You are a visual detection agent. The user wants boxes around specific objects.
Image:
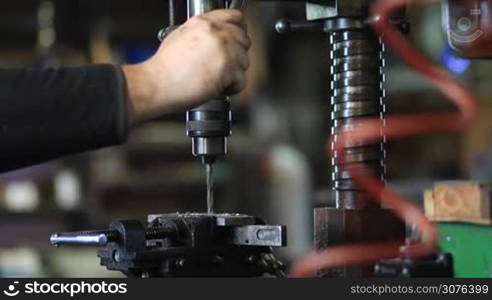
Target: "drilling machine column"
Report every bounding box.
[303,1,405,277]
[330,25,385,210]
[277,2,387,209]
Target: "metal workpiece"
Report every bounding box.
[147,213,257,226]
[330,29,386,210]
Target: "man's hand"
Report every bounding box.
[123,10,251,125]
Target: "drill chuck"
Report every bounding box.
[187,98,232,163]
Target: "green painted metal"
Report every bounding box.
[438,223,492,278]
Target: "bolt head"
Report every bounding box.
[113,250,122,263]
[401,267,411,277]
[176,259,186,268]
[247,255,256,264]
[275,19,291,35]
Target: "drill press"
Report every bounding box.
[48,0,288,278]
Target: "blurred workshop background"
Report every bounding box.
[1,0,492,277]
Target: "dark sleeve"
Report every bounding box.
[0,64,128,172]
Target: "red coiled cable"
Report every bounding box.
[290,0,479,278]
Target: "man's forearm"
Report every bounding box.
[0,64,128,172]
[123,64,162,126]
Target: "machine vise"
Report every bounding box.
[50,213,286,278]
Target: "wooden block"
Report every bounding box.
[424,181,492,225]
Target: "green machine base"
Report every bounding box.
[438,223,492,278]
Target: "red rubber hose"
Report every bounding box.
[290,0,479,278]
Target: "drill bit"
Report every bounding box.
[205,162,214,214]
